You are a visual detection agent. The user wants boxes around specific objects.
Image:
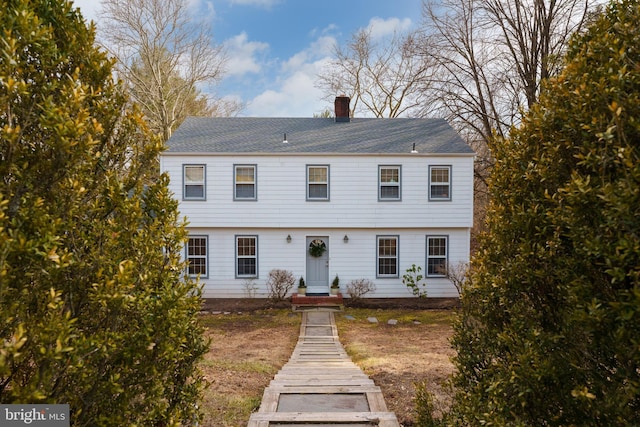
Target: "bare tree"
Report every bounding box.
[417,0,592,248]
[441,261,470,295]
[317,28,436,118]
[99,0,238,141]
[420,0,592,144]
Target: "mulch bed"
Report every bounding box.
[201,297,460,312]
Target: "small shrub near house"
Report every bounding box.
[442,261,469,295]
[346,279,376,303]
[266,269,296,301]
[403,264,427,297]
[243,278,259,298]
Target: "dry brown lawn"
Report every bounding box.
[336,309,456,425]
[198,299,456,426]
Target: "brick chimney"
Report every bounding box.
[334,95,350,122]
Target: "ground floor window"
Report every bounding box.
[236,235,258,278]
[186,236,208,278]
[377,236,399,278]
[426,236,448,276]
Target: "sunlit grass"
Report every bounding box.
[200,392,262,427]
[337,308,455,374]
[198,308,300,329]
[201,359,276,375]
[336,308,455,327]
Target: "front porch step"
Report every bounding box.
[292,293,344,311]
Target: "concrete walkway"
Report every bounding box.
[247,310,400,426]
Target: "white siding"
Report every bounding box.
[186,228,467,299]
[161,154,473,229]
[160,153,473,298]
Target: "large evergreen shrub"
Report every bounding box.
[447,1,640,425]
[0,0,207,424]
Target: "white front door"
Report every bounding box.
[306,236,329,294]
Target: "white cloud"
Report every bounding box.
[322,24,338,35]
[246,55,332,117]
[223,32,270,77]
[240,15,416,118]
[227,31,336,117]
[309,23,339,39]
[366,17,413,39]
[185,0,204,10]
[242,34,337,117]
[229,0,281,7]
[282,35,335,72]
[75,0,213,31]
[187,0,217,22]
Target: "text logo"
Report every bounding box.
[1,405,69,426]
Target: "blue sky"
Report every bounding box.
[74,0,423,117]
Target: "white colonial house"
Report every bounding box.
[160,97,474,298]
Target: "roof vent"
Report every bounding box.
[283,133,288,144]
[411,143,418,154]
[334,96,350,123]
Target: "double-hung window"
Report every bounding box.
[183,164,206,200]
[307,165,329,200]
[236,235,258,278]
[234,165,257,200]
[429,165,451,201]
[379,165,401,200]
[377,236,399,278]
[186,236,208,278]
[426,236,448,276]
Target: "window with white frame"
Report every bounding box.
[183,164,205,200]
[429,165,451,201]
[236,235,257,278]
[377,236,399,278]
[426,236,448,276]
[379,166,401,200]
[307,165,329,200]
[186,236,208,277]
[234,164,257,200]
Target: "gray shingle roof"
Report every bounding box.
[165,117,474,155]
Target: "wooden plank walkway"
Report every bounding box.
[247,310,400,426]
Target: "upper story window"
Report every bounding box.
[426,235,448,277]
[236,235,258,278]
[183,164,205,200]
[429,165,451,201]
[379,165,401,201]
[307,165,329,200]
[377,235,399,278]
[186,235,208,278]
[234,164,257,200]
